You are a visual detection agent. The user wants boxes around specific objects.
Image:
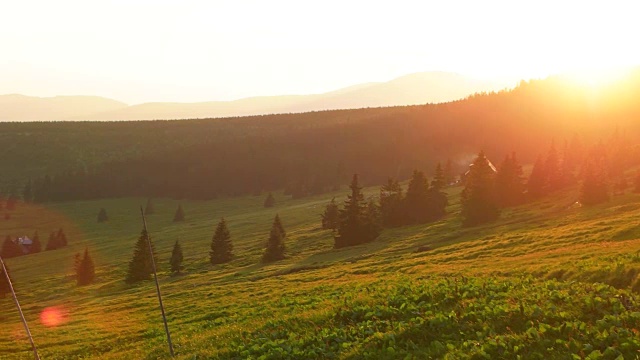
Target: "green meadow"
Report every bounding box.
[1,181,640,359]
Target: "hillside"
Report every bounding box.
[0,95,127,122]
[0,72,507,122]
[1,173,639,358]
[2,70,640,201]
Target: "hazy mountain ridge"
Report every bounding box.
[0,72,509,121]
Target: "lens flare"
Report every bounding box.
[39,306,68,327]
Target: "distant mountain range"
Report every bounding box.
[0,72,512,121]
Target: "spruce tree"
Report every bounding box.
[210,218,233,264]
[545,142,563,192]
[97,208,109,223]
[31,231,41,253]
[57,228,68,247]
[263,192,276,208]
[495,152,525,207]
[404,170,430,224]
[262,215,286,262]
[444,159,455,185]
[527,156,547,199]
[273,214,286,239]
[0,263,11,298]
[23,179,33,203]
[145,198,155,215]
[170,240,184,274]
[1,235,22,258]
[46,231,57,251]
[173,204,185,222]
[580,158,609,206]
[76,247,95,286]
[460,151,500,226]
[427,163,449,220]
[379,178,404,227]
[334,174,380,248]
[74,252,82,274]
[125,228,158,283]
[321,198,340,230]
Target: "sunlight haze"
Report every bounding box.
[2,0,639,104]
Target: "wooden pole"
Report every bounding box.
[140,207,175,357]
[0,255,40,360]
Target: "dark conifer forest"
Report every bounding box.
[1,73,640,201]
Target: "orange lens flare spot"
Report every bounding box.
[39,306,68,327]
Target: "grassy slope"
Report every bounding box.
[1,179,640,359]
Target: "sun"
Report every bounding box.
[564,66,631,89]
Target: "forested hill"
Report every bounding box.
[2,70,640,200]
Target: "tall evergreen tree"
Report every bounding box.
[273,214,286,239]
[76,247,95,286]
[444,159,455,185]
[427,163,448,220]
[263,192,276,208]
[321,197,340,230]
[210,218,233,264]
[544,142,563,192]
[97,208,109,223]
[263,215,286,262]
[173,204,185,222]
[22,179,33,203]
[527,156,547,199]
[1,235,22,258]
[334,174,380,248]
[0,263,11,298]
[145,198,155,215]
[56,228,68,247]
[46,231,58,251]
[495,152,525,207]
[125,228,158,283]
[31,231,41,253]
[379,178,404,227]
[404,170,430,224]
[460,151,500,226]
[580,157,609,206]
[170,240,184,274]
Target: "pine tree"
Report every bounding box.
[1,235,22,258]
[0,263,11,298]
[46,231,57,251]
[56,228,68,247]
[210,218,233,264]
[334,174,380,248]
[22,179,33,203]
[427,163,449,220]
[495,152,525,207]
[97,208,109,223]
[444,159,455,185]
[580,158,609,206]
[321,197,340,230]
[74,252,82,274]
[76,247,95,286]
[545,142,563,192]
[364,199,383,239]
[273,214,286,239]
[173,204,185,222]
[170,240,184,273]
[145,198,155,215]
[31,231,41,253]
[263,192,276,208]
[262,215,286,262]
[527,156,547,199]
[461,151,500,226]
[379,178,404,227]
[125,228,158,283]
[404,170,430,224]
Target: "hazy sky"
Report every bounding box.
[2,0,639,104]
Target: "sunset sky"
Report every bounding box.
[2,0,639,104]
